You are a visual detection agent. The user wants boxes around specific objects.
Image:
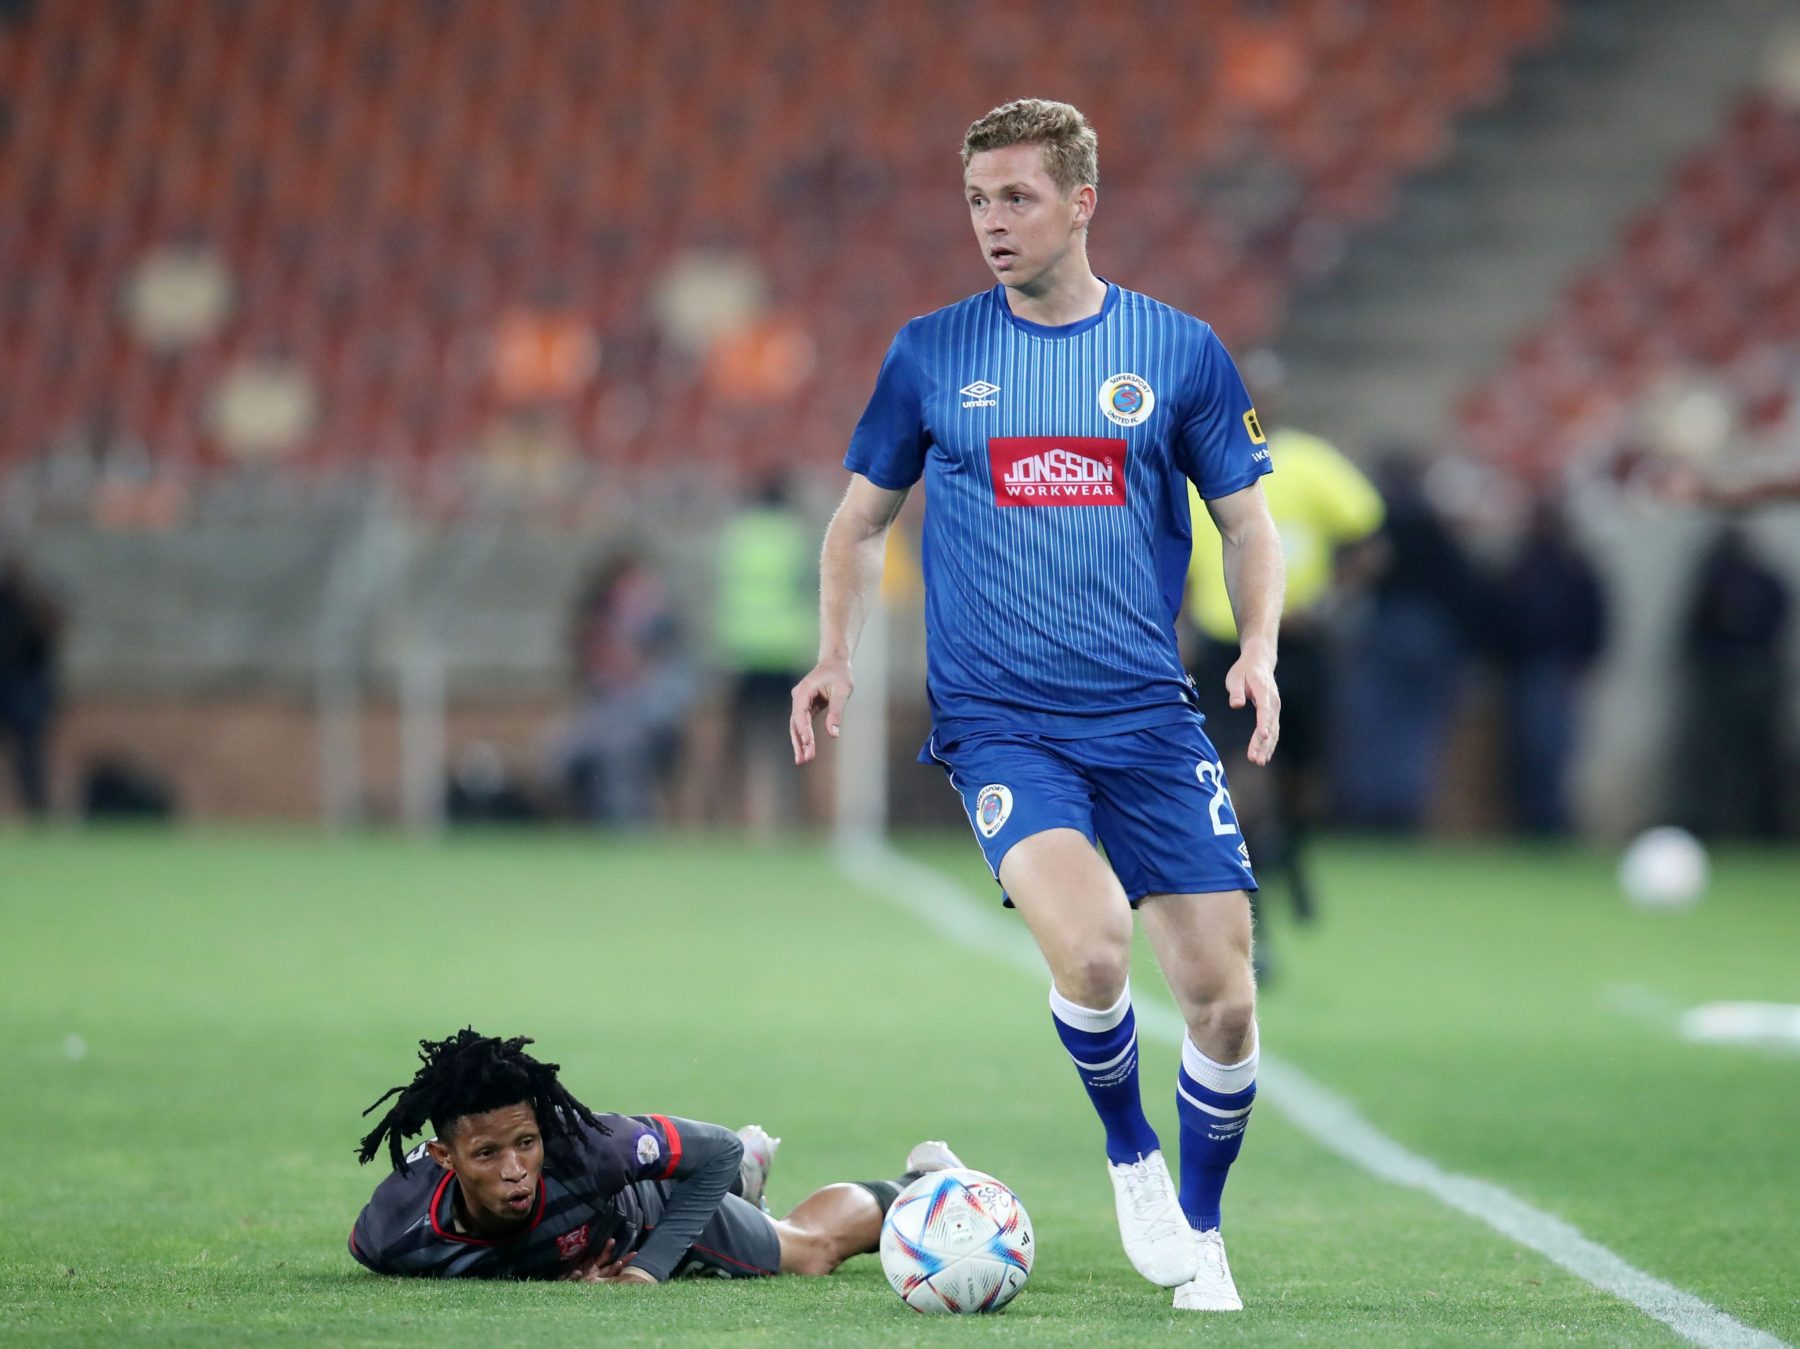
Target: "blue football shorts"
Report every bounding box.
[921,713,1258,905]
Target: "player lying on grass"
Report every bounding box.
[350,1028,958,1282]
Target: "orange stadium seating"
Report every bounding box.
[0,0,1558,494]
[1459,93,1800,480]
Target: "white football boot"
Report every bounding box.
[1173,1227,1243,1311]
[1107,1151,1199,1286]
[904,1139,965,1175]
[735,1125,780,1212]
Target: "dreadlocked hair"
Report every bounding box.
[356,1028,606,1173]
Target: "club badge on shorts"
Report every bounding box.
[1098,373,1155,427]
[976,784,1014,838]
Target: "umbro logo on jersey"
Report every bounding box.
[960,380,1000,409]
[989,436,1128,507]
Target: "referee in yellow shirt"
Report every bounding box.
[1186,358,1384,951]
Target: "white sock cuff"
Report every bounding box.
[1181,1024,1258,1095]
[1048,980,1132,1033]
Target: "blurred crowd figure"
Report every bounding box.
[0,549,64,818]
[1331,454,1488,832]
[537,482,825,834]
[1330,462,1624,840]
[1489,501,1608,835]
[551,551,696,826]
[712,476,819,835]
[1674,525,1791,837]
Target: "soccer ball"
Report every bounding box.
[879,1168,1033,1314]
[1618,826,1708,909]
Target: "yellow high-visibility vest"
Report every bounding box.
[716,508,817,672]
[1186,427,1384,642]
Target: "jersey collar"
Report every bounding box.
[992,279,1118,339]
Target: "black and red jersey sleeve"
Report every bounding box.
[613,1117,745,1283]
[572,1113,686,1193]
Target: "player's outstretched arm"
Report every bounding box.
[791,474,911,765]
[1207,481,1285,766]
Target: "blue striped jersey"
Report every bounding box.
[844,281,1272,739]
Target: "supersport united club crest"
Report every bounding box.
[976,784,1013,838]
[1098,372,1155,427]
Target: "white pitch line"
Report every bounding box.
[838,838,1787,1349]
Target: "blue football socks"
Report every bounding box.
[1049,982,1161,1165]
[1175,1027,1258,1232]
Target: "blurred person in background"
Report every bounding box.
[1184,350,1384,952]
[1490,499,1608,835]
[0,549,66,819]
[714,474,819,835]
[551,551,696,827]
[1674,525,1791,837]
[1333,453,1484,831]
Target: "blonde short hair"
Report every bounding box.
[961,99,1099,196]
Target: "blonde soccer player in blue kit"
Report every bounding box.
[793,99,1285,1312]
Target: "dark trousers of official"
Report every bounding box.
[0,673,53,817]
[1188,628,1331,930]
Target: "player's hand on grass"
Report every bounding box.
[558,1237,620,1281]
[605,1265,658,1284]
[790,657,853,765]
[1226,642,1281,766]
[560,1238,657,1284]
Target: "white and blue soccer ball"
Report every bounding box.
[879,1168,1033,1314]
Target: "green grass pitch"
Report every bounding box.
[2,829,1795,1345]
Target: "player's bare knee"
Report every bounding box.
[776,1222,832,1277]
[1058,946,1130,1009]
[790,1248,837,1277]
[792,1231,845,1277]
[1186,991,1256,1055]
